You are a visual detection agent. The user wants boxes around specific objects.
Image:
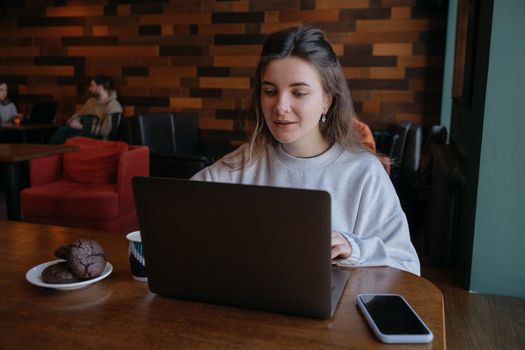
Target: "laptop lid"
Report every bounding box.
[133,177,348,319]
[29,102,58,123]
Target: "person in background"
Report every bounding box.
[0,81,18,124]
[352,116,376,152]
[191,25,420,275]
[49,75,122,144]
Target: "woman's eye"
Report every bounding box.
[262,89,276,96]
[293,91,308,97]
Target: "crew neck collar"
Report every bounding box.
[274,142,343,170]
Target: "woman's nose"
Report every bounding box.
[274,94,291,115]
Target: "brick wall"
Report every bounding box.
[0,0,446,144]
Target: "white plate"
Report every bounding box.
[25,259,113,290]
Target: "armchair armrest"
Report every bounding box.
[117,146,150,214]
[29,155,63,187]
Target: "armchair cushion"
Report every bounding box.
[21,180,119,221]
[63,136,128,184]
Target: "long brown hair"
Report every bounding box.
[226,25,365,167]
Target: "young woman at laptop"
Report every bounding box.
[191,25,420,275]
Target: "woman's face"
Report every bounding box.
[0,83,8,101]
[260,57,332,157]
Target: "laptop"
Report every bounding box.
[132,177,349,319]
[24,102,58,124]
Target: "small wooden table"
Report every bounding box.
[0,144,79,220]
[0,123,59,143]
[0,221,445,349]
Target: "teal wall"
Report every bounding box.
[439,0,457,131]
[469,0,525,297]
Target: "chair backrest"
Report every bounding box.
[389,121,412,164]
[80,114,101,137]
[133,112,199,155]
[401,124,423,177]
[108,112,122,141]
[133,113,176,154]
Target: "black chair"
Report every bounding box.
[373,121,412,186]
[80,113,122,140]
[132,112,210,179]
[80,114,101,137]
[107,112,122,141]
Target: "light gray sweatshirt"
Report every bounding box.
[191,142,421,275]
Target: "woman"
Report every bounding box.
[192,25,420,275]
[0,81,18,124]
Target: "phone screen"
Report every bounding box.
[358,295,430,335]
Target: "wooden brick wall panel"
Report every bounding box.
[139,14,211,26]
[209,45,262,55]
[260,22,303,34]
[127,77,180,88]
[149,67,197,77]
[344,31,421,43]
[356,19,442,32]
[279,10,339,22]
[201,1,250,12]
[0,66,74,76]
[198,118,234,131]
[67,46,159,57]
[117,5,131,16]
[214,56,259,67]
[373,43,413,56]
[316,0,369,9]
[170,97,203,109]
[198,24,246,34]
[391,7,412,19]
[0,47,40,57]
[397,55,442,67]
[21,85,77,96]
[0,1,446,142]
[0,26,84,37]
[249,0,302,11]
[370,67,405,79]
[46,6,104,17]
[199,77,250,89]
[92,25,109,36]
[202,98,236,109]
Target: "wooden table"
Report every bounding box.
[0,144,79,220]
[0,123,59,143]
[0,221,445,349]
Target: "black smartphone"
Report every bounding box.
[357,294,433,343]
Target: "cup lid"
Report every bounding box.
[126,230,141,242]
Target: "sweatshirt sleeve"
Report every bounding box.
[69,99,92,122]
[336,161,420,275]
[191,166,213,181]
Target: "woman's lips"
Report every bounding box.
[273,120,296,127]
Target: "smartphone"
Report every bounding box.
[356,294,433,343]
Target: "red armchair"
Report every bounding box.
[20,137,149,234]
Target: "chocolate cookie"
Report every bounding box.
[66,239,106,280]
[54,245,70,260]
[41,262,79,284]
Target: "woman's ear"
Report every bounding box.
[323,93,333,113]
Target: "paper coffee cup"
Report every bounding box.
[126,231,147,281]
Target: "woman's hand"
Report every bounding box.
[331,231,351,264]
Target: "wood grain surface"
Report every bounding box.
[0,143,79,162]
[0,220,445,350]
